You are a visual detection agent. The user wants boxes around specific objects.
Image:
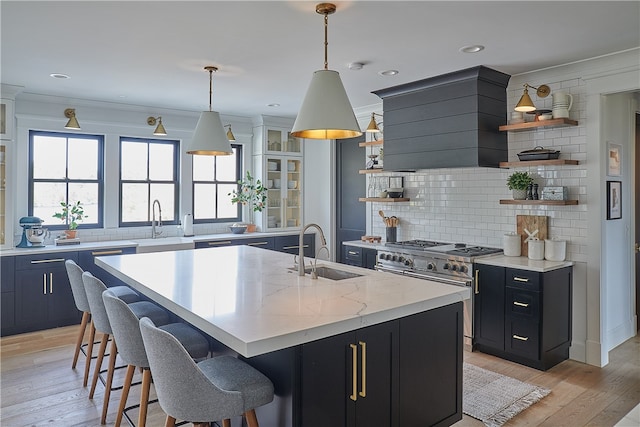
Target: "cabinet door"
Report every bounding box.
[474,264,505,350]
[362,248,378,270]
[353,321,397,426]
[48,266,80,326]
[264,156,302,231]
[275,234,314,258]
[343,245,363,266]
[266,128,302,155]
[15,269,51,328]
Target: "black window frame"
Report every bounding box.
[118,136,180,227]
[28,130,105,230]
[192,143,242,224]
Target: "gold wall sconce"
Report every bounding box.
[366,112,383,133]
[224,124,236,141]
[64,108,81,129]
[147,116,167,136]
[515,83,550,112]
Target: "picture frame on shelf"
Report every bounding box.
[606,181,621,220]
[607,142,621,176]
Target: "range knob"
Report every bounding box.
[398,256,405,263]
[443,263,451,270]
[459,265,469,274]
[450,264,458,272]
[427,262,436,270]
[391,255,398,262]
[379,253,385,260]
[404,258,412,266]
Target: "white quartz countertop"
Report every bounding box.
[0,231,312,257]
[342,240,387,250]
[475,254,573,272]
[96,246,470,358]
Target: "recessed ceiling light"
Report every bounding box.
[459,45,485,53]
[378,70,399,76]
[267,103,280,107]
[50,73,70,79]
[348,62,364,70]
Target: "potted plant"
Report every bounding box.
[52,200,87,238]
[506,171,533,200]
[229,171,267,232]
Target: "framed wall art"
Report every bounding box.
[607,142,622,176]
[606,180,621,220]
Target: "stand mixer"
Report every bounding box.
[17,216,48,248]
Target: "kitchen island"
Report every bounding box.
[96,245,469,427]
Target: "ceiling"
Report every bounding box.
[2,1,639,119]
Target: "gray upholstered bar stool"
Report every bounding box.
[139,317,275,427]
[65,260,140,387]
[83,271,170,425]
[102,289,210,427]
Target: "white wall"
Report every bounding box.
[303,138,334,259]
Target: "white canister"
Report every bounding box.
[545,238,567,261]
[503,233,521,257]
[528,239,545,260]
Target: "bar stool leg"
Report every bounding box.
[164,415,176,427]
[115,365,135,427]
[101,339,118,424]
[138,368,152,427]
[222,419,231,427]
[89,332,109,398]
[83,322,96,387]
[245,409,259,427]
[72,311,90,369]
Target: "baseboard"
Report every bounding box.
[569,340,586,363]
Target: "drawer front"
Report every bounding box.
[195,240,234,249]
[505,318,539,359]
[506,268,540,291]
[196,237,274,250]
[16,252,78,271]
[344,246,363,265]
[506,288,540,319]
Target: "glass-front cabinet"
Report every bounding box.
[0,145,6,247]
[252,117,303,232]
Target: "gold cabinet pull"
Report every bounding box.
[474,269,479,294]
[349,344,358,401]
[208,241,232,246]
[359,341,366,398]
[513,334,529,341]
[43,274,47,294]
[91,250,123,256]
[31,258,65,264]
[513,301,529,307]
[247,242,269,246]
[513,277,529,282]
[49,272,53,293]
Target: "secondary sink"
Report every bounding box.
[288,266,363,281]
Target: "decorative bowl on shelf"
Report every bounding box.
[287,180,297,189]
[229,224,248,234]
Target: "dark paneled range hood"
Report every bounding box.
[373,66,511,171]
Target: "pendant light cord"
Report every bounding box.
[208,68,213,112]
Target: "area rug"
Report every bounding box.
[463,363,551,427]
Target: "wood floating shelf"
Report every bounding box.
[359,169,385,174]
[499,199,578,206]
[358,139,383,147]
[359,197,410,203]
[499,118,578,132]
[499,159,580,168]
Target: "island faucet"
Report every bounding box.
[151,199,163,239]
[311,245,331,279]
[299,223,327,276]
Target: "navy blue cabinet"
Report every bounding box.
[195,236,274,250]
[79,246,136,288]
[1,256,15,335]
[342,245,378,270]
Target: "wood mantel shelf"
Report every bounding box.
[359,139,383,147]
[499,199,578,206]
[499,159,580,168]
[359,197,410,202]
[499,118,578,132]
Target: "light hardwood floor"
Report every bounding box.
[1,326,639,426]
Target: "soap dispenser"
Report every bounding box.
[183,214,194,237]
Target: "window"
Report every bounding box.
[120,137,179,226]
[192,144,242,223]
[29,131,103,229]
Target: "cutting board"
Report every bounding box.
[516,215,548,257]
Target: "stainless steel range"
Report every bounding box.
[375,239,502,346]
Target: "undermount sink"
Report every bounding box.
[288,266,363,281]
[133,237,195,253]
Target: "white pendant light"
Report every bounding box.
[291,3,362,140]
[187,66,233,156]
